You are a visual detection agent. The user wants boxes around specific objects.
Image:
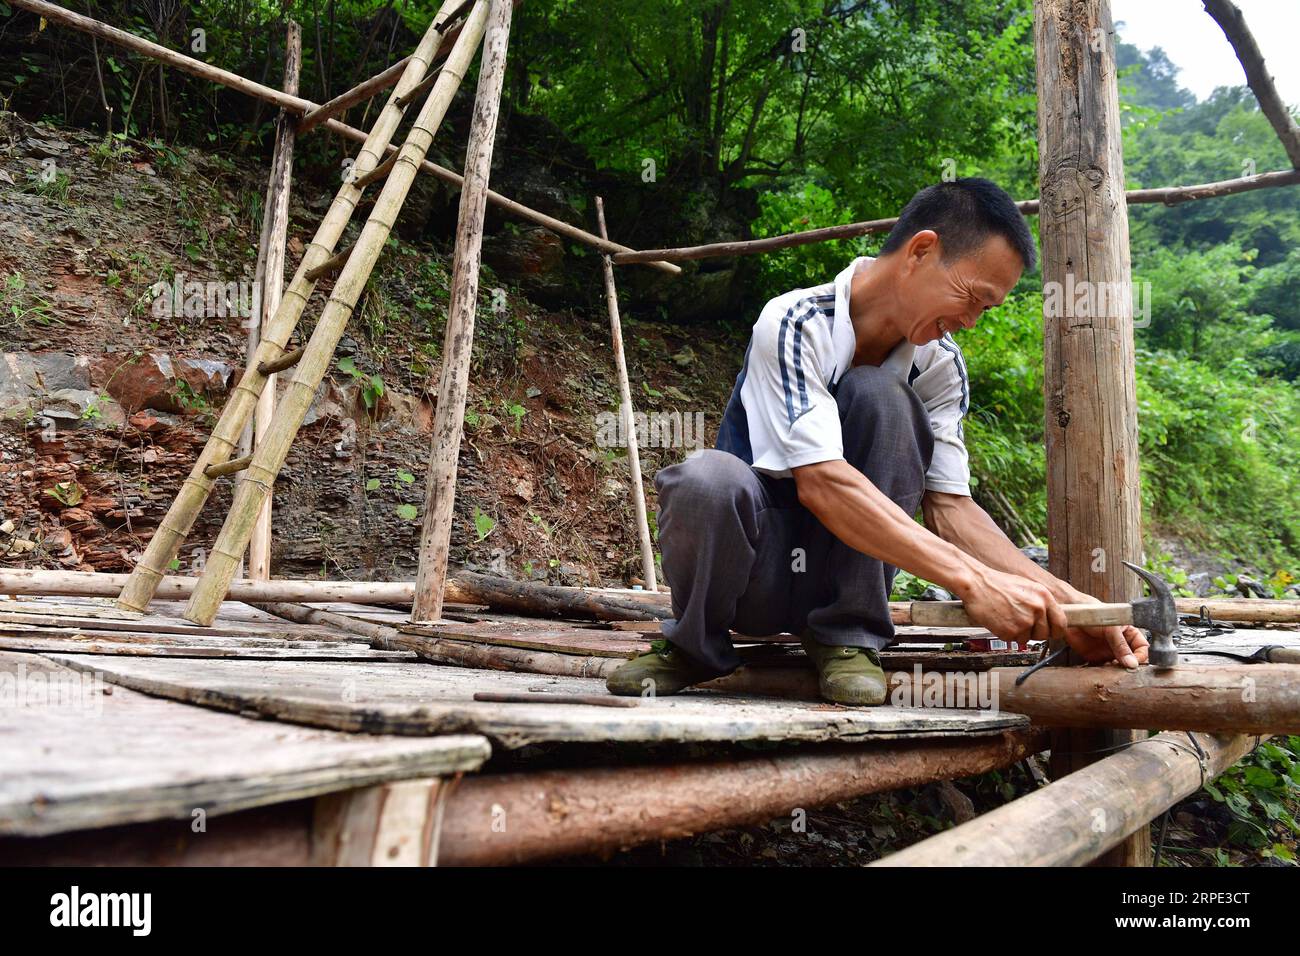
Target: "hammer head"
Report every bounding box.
[1122,560,1179,668]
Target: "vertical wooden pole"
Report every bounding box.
[593,197,658,591]
[241,19,301,582]
[411,0,514,624]
[1034,0,1149,866]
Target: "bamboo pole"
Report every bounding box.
[245,20,302,582]
[872,730,1261,866]
[10,0,680,276]
[3,568,417,604]
[593,197,657,592]
[411,0,514,625]
[185,1,494,627]
[113,4,462,613]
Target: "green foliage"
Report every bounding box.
[1203,737,1300,858]
[472,506,496,541]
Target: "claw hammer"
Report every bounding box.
[906,560,1179,669]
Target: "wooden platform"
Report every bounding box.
[0,653,488,837]
[0,593,1107,847]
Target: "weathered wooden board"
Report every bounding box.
[0,609,351,642]
[0,653,489,836]
[0,629,414,660]
[46,654,1029,749]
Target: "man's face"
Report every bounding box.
[894,230,1024,345]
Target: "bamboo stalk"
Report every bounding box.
[185,1,494,627]
[594,196,657,591]
[248,20,302,583]
[411,0,514,625]
[872,730,1260,866]
[113,4,463,614]
[12,0,681,276]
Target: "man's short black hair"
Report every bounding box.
[879,177,1036,271]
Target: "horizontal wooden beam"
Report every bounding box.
[873,729,1261,866]
[435,729,1048,865]
[993,662,1300,735]
[612,168,1300,265]
[11,0,681,276]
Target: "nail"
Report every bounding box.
[1123,654,1138,669]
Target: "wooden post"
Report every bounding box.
[411,0,514,624]
[594,197,658,591]
[1034,0,1148,866]
[239,20,302,582]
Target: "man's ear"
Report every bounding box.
[903,229,940,271]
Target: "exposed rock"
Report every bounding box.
[88,351,233,414]
[1020,545,1050,569]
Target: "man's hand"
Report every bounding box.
[955,567,1069,646]
[1056,586,1149,668]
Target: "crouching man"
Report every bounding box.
[608,178,1149,704]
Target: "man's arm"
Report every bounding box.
[793,460,1070,646]
[921,491,1147,666]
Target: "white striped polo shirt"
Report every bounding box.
[715,255,972,495]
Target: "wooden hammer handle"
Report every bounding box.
[909,601,1133,629]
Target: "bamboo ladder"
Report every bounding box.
[114,0,489,621]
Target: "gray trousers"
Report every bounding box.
[654,364,935,676]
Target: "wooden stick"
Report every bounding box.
[610,167,1300,265]
[257,347,304,375]
[10,1,680,276]
[594,197,657,592]
[873,729,1260,866]
[203,455,253,479]
[113,4,461,613]
[296,55,411,135]
[303,244,352,282]
[471,691,639,708]
[185,2,493,627]
[248,20,302,583]
[1203,0,1300,168]
[411,0,513,625]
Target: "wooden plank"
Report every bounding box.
[46,655,1029,749]
[0,610,351,641]
[0,631,413,660]
[0,653,488,836]
[312,777,446,866]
